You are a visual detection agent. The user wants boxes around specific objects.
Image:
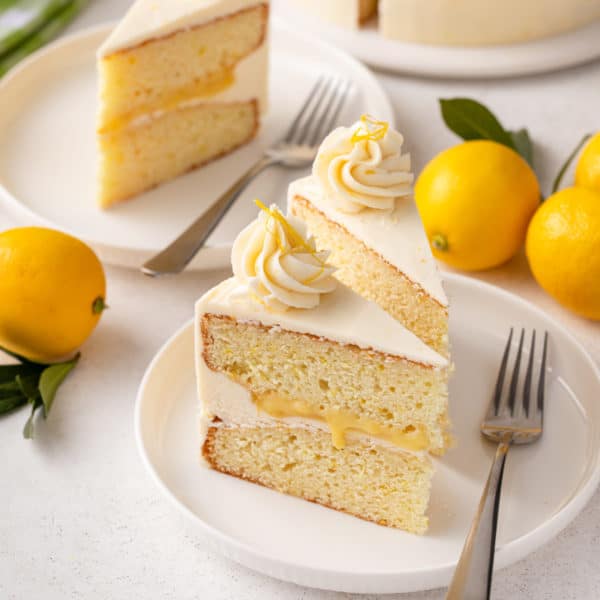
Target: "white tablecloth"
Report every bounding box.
[1,2,599,599]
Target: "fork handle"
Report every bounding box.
[141,154,277,276]
[446,440,511,600]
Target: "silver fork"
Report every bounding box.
[447,328,549,600]
[141,76,352,276]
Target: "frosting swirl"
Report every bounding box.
[232,202,336,311]
[313,115,414,213]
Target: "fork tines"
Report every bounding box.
[283,76,353,148]
[490,328,549,420]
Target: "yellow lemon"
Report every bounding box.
[575,132,600,193]
[0,227,107,362]
[526,187,600,320]
[415,140,540,271]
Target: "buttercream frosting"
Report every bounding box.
[231,202,337,311]
[313,115,413,213]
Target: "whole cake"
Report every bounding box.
[96,0,269,208]
[196,202,450,533]
[289,115,448,355]
[290,0,600,46]
[290,0,376,28]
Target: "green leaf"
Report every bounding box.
[552,133,593,194]
[39,353,80,417]
[509,128,534,167]
[0,0,74,56]
[439,98,515,150]
[0,393,27,415]
[0,362,42,384]
[16,373,40,401]
[0,379,21,397]
[0,0,88,77]
[22,399,42,439]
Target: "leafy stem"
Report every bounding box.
[552,133,592,194]
[439,97,535,168]
[0,348,80,439]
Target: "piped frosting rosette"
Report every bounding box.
[314,115,414,213]
[232,201,337,311]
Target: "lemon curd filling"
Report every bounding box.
[253,391,429,451]
[98,68,236,133]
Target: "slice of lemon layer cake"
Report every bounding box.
[195,202,450,533]
[97,0,269,207]
[289,116,448,355]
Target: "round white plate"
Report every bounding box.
[135,274,600,594]
[273,0,600,79]
[0,21,393,271]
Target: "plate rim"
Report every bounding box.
[0,19,395,270]
[272,0,600,80]
[134,272,600,593]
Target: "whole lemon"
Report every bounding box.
[575,132,600,193]
[526,187,600,320]
[415,140,540,271]
[0,227,107,362]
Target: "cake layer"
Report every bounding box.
[289,180,449,355]
[199,308,449,452]
[98,101,258,207]
[379,0,600,46]
[198,278,447,366]
[98,4,268,132]
[99,0,267,55]
[203,423,433,533]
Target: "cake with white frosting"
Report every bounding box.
[290,0,600,46]
[196,202,450,533]
[290,0,376,28]
[289,116,448,356]
[96,0,269,208]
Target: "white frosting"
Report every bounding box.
[289,175,448,307]
[99,0,266,56]
[231,205,337,311]
[289,0,362,28]
[197,278,447,366]
[313,120,413,213]
[378,0,600,46]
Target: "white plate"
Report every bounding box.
[273,0,600,79]
[135,273,600,594]
[0,21,393,270]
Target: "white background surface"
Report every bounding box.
[2,1,600,599]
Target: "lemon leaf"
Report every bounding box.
[16,373,41,401]
[39,353,80,417]
[552,133,593,194]
[439,98,516,150]
[509,128,534,168]
[22,399,43,439]
[0,393,28,415]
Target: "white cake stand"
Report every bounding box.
[273,0,600,79]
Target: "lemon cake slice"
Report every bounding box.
[289,115,448,355]
[196,202,450,533]
[97,0,269,208]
